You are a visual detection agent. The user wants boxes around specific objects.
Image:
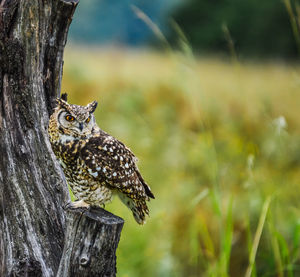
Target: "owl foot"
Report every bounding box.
[64,200,90,212]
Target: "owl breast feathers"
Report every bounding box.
[48,94,154,224]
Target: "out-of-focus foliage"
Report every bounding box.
[69,0,179,45]
[62,48,300,276]
[169,0,299,59]
[69,0,300,59]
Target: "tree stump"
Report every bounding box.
[0,0,124,276]
[57,207,124,277]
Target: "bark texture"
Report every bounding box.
[0,1,124,276]
[57,207,124,277]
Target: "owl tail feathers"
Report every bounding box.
[132,200,149,225]
[118,193,149,225]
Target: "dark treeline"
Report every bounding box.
[69,0,299,59]
[168,0,299,59]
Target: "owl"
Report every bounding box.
[48,93,154,224]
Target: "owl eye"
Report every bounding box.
[86,116,91,124]
[65,115,75,122]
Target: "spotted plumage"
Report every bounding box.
[48,93,154,224]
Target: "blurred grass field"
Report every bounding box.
[62,47,300,277]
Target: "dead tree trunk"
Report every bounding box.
[0,1,124,276]
[57,208,124,277]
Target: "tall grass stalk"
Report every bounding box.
[291,222,300,265]
[170,20,195,63]
[246,215,257,277]
[275,231,294,276]
[268,220,284,277]
[131,5,171,52]
[245,196,272,277]
[220,196,234,276]
[284,0,300,55]
[222,23,238,65]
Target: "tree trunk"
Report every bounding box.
[57,207,124,277]
[0,1,124,276]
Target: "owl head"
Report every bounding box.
[54,93,98,138]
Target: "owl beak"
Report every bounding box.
[79,122,84,132]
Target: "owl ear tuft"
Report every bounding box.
[88,101,98,113]
[56,96,69,110]
[61,93,68,101]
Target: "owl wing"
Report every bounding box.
[79,132,154,201]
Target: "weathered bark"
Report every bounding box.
[57,207,124,277]
[0,1,124,276]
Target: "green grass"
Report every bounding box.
[61,47,300,277]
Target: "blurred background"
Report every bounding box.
[62,0,300,276]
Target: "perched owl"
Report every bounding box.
[48,93,154,224]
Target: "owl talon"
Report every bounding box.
[64,200,90,211]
